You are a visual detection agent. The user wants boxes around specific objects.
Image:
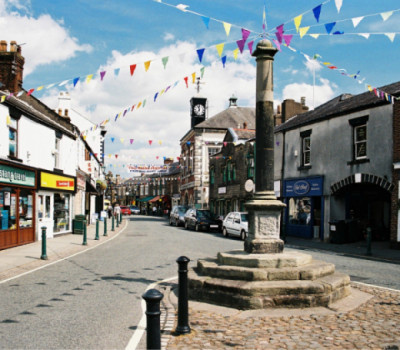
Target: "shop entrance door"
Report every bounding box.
[37,193,53,239]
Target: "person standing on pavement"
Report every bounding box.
[152,206,157,216]
[114,203,121,218]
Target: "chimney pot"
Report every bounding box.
[243,122,247,129]
[301,96,306,106]
[10,41,17,52]
[0,40,7,52]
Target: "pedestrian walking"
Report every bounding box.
[114,203,121,217]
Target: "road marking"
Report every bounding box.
[126,276,177,350]
[0,221,128,285]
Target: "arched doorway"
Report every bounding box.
[331,174,393,241]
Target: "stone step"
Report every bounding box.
[188,270,351,309]
[197,258,335,281]
[217,250,313,268]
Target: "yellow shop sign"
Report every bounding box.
[40,172,75,192]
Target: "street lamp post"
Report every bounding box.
[244,39,286,254]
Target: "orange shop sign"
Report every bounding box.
[40,172,75,192]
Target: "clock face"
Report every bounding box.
[194,104,205,116]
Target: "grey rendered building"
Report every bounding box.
[274,82,400,245]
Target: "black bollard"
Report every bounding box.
[40,226,48,260]
[112,215,115,231]
[82,220,87,245]
[142,289,163,350]
[104,217,108,236]
[175,256,191,335]
[95,219,99,240]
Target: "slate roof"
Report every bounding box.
[1,89,76,138]
[195,106,255,130]
[275,81,400,133]
[234,128,256,140]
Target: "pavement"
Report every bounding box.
[1,219,400,349]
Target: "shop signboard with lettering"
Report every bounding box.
[40,172,75,192]
[0,164,35,187]
[284,176,323,197]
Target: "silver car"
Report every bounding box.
[222,212,248,240]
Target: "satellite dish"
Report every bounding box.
[245,179,254,193]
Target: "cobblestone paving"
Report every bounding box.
[167,283,400,349]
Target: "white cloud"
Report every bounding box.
[282,78,336,109]
[163,32,175,41]
[41,41,256,174]
[0,1,92,76]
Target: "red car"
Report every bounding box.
[120,206,131,215]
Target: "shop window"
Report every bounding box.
[53,193,70,233]
[0,187,17,230]
[19,189,33,228]
[38,195,51,219]
[8,116,18,158]
[208,147,221,157]
[288,197,312,226]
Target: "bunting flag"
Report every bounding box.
[176,4,189,12]
[247,41,254,54]
[385,33,396,42]
[114,68,120,77]
[223,22,231,37]
[73,77,80,87]
[120,138,124,144]
[283,34,293,46]
[335,0,343,13]
[100,71,106,81]
[86,74,93,83]
[272,39,281,51]
[299,27,310,38]
[162,56,169,69]
[184,76,189,88]
[191,72,196,83]
[196,48,205,63]
[158,140,162,145]
[352,16,364,28]
[222,55,227,68]
[325,22,336,34]
[130,64,137,76]
[201,16,210,29]
[294,15,302,33]
[262,3,267,31]
[154,92,159,102]
[380,11,393,21]
[216,43,224,57]
[242,28,251,42]
[144,61,151,72]
[233,48,239,60]
[148,140,153,145]
[313,4,322,22]
[236,39,245,53]
[111,137,115,143]
[130,139,134,144]
[200,67,205,78]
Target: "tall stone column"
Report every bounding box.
[244,39,286,254]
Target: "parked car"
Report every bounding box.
[169,205,191,226]
[222,212,248,240]
[184,209,222,232]
[130,205,140,214]
[120,206,131,215]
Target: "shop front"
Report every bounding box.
[38,171,76,238]
[283,176,324,239]
[0,162,36,250]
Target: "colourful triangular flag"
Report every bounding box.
[381,11,393,21]
[184,76,189,88]
[86,74,93,83]
[352,16,364,28]
[216,43,224,57]
[200,67,205,78]
[385,33,396,42]
[201,16,210,29]
[130,139,134,144]
[233,48,239,60]
[236,39,245,53]
[197,48,205,63]
[223,22,231,36]
[294,15,302,32]
[299,27,310,38]
[221,56,227,68]
[247,41,254,54]
[335,0,342,13]
[144,61,151,72]
[313,5,322,22]
[149,140,153,145]
[191,72,196,83]
[310,34,320,39]
[325,22,336,34]
[283,34,293,46]
[130,64,137,76]
[162,56,169,69]
[242,28,251,42]
[100,71,106,81]
[114,68,120,76]
[73,77,80,87]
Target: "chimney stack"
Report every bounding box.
[0,40,25,93]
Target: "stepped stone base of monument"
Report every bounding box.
[188,250,351,310]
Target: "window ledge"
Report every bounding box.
[7,156,22,163]
[297,165,312,171]
[347,158,370,165]
[53,168,64,174]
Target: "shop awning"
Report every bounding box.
[149,195,161,203]
[137,196,155,202]
[86,180,99,195]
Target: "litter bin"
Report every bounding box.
[329,220,346,244]
[73,214,86,234]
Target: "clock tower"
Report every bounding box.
[190,97,207,128]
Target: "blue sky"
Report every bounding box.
[1,0,399,175]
